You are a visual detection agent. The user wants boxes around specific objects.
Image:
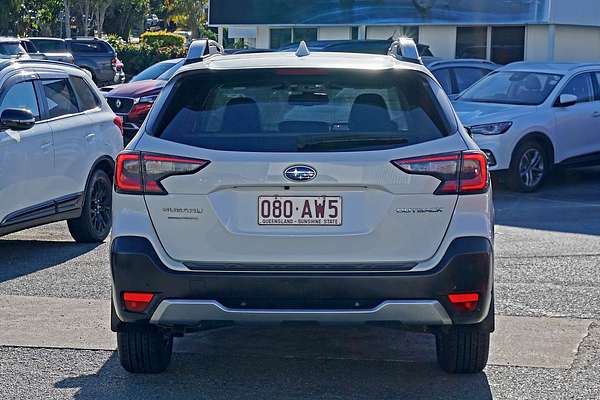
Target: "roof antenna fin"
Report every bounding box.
[295,41,310,57]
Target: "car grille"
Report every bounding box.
[106,97,134,114]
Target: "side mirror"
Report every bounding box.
[0,108,36,131]
[556,94,577,108]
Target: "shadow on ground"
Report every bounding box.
[493,166,600,236]
[56,326,493,400]
[0,240,99,283]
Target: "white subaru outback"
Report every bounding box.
[110,40,494,374]
[0,59,123,241]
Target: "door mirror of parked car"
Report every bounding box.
[0,108,36,131]
[556,94,578,108]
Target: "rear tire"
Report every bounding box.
[507,140,549,192]
[436,326,490,373]
[68,169,112,243]
[117,326,173,373]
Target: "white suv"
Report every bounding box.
[111,41,494,375]
[454,62,600,192]
[0,59,123,241]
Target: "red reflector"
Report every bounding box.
[123,292,154,313]
[448,293,479,312]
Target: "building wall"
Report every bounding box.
[365,26,399,40]
[553,25,600,61]
[318,27,350,40]
[419,26,456,59]
[549,0,600,27]
[256,26,270,49]
[525,25,550,61]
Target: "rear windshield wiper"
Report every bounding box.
[297,135,408,151]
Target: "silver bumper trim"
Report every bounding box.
[150,300,452,326]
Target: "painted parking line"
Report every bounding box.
[0,295,592,369]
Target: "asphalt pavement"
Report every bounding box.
[1,167,599,399]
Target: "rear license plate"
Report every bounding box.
[258,196,342,226]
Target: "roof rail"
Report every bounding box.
[185,39,224,65]
[10,58,84,71]
[387,37,422,65]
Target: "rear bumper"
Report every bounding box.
[110,236,493,330]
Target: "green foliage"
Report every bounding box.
[140,31,185,47]
[198,24,217,41]
[116,42,186,79]
[105,33,126,49]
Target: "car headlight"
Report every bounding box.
[468,122,512,135]
[137,95,158,104]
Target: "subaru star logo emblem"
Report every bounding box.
[284,165,317,182]
[115,99,122,108]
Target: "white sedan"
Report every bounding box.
[453,62,600,191]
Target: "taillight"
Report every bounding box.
[115,152,210,195]
[111,57,117,67]
[391,150,488,195]
[113,116,123,135]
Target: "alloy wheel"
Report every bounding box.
[518,148,545,189]
[89,178,112,235]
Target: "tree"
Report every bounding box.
[94,0,112,35]
[63,0,71,37]
[103,0,149,38]
[76,0,92,36]
[167,0,206,38]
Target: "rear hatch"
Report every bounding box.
[129,67,469,266]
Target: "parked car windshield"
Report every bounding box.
[458,71,563,105]
[30,39,67,53]
[0,43,26,58]
[131,61,179,82]
[156,60,185,81]
[149,69,457,152]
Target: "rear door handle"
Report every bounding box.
[86,133,96,142]
[41,143,52,152]
[593,111,600,118]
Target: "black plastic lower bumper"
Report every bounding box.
[111,236,493,331]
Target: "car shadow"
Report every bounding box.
[493,166,600,236]
[55,326,493,400]
[0,239,100,283]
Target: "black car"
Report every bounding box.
[27,38,75,64]
[423,58,499,97]
[65,37,125,86]
[279,39,433,57]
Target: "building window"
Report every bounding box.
[270,28,292,49]
[456,27,487,59]
[270,28,317,48]
[293,28,318,42]
[491,26,525,64]
[351,26,359,40]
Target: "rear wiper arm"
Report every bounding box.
[298,136,408,150]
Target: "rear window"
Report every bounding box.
[31,39,67,53]
[70,41,111,54]
[150,69,457,152]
